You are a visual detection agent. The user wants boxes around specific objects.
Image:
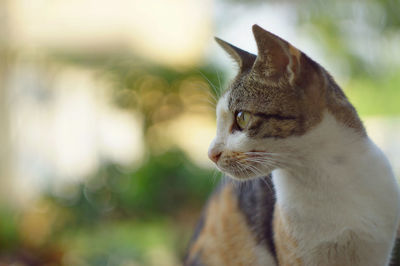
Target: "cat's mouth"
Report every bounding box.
[213,150,285,180]
[225,167,260,180]
[218,154,275,180]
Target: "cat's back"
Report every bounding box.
[184,177,277,266]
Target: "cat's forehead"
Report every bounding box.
[225,73,298,114]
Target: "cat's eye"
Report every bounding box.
[236,111,251,130]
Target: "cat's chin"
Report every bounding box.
[221,168,272,181]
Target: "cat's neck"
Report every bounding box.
[273,110,393,204]
[272,110,398,234]
[274,112,371,190]
[271,111,400,265]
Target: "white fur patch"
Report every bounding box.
[271,112,400,265]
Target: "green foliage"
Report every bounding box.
[346,71,400,116]
[114,149,216,216]
[59,221,180,266]
[48,149,217,227]
[44,149,217,265]
[0,208,19,252]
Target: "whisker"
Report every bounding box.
[197,70,220,100]
[211,168,220,185]
[260,177,274,194]
[231,162,251,183]
[247,159,294,170]
[237,161,264,177]
[244,151,298,159]
[235,161,274,194]
[251,155,299,164]
[193,83,218,106]
[243,153,304,168]
[197,98,217,108]
[243,157,284,168]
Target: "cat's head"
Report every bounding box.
[208,25,364,180]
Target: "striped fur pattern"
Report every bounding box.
[185,25,400,265]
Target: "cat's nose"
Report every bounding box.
[208,149,222,164]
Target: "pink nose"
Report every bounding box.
[208,149,222,164]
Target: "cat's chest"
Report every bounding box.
[271,168,396,266]
[273,208,389,266]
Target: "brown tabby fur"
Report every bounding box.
[227,25,364,140]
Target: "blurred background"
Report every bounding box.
[0,0,400,265]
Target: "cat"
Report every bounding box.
[184,25,400,266]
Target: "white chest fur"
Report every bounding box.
[272,113,400,266]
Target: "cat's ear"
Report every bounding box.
[215,37,256,72]
[252,24,301,85]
